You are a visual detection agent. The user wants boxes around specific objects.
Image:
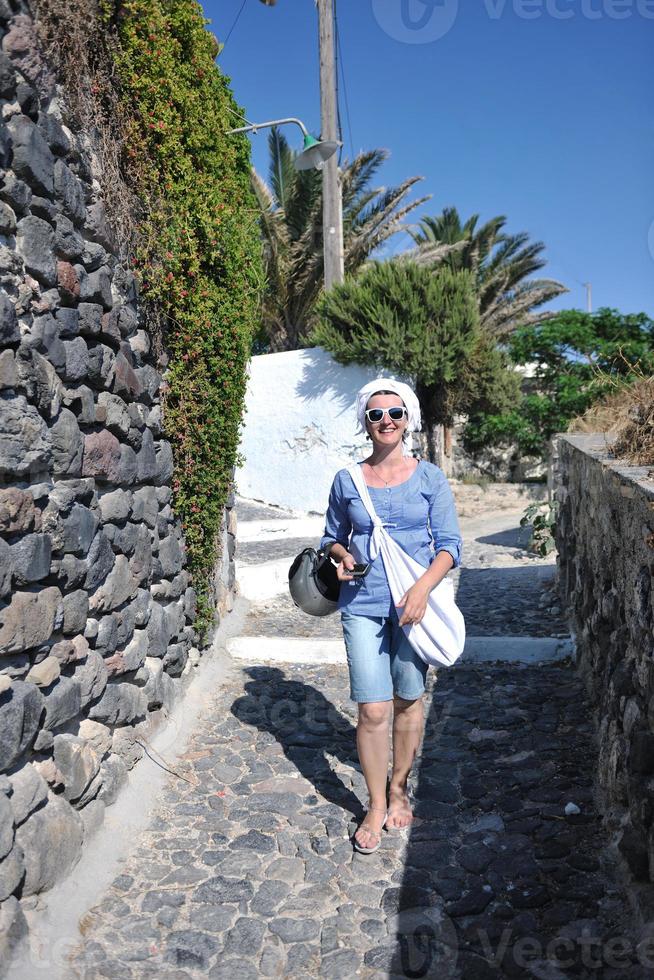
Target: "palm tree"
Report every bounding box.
[409,206,568,337]
[251,128,429,352]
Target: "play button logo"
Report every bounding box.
[372,0,459,43]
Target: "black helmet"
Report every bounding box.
[288,546,340,616]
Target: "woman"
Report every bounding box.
[321,378,462,854]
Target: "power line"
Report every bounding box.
[226,105,257,129]
[332,0,343,164]
[223,0,249,47]
[334,0,354,162]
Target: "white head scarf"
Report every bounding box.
[355,377,422,436]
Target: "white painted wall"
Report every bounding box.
[235,347,410,513]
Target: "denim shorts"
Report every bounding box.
[340,605,430,703]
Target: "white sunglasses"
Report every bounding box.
[364,406,408,424]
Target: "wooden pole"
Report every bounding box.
[317,0,344,289]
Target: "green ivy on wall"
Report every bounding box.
[107,0,263,636]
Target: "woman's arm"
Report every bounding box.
[321,473,356,581]
[396,467,462,626]
[327,541,356,581]
[396,550,454,626]
[427,469,462,570]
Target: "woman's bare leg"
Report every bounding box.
[355,700,392,848]
[387,695,424,828]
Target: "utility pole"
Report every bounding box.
[317,0,344,288]
[258,0,344,288]
[583,281,592,313]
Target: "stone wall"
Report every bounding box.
[450,417,547,483]
[555,433,654,919]
[0,0,236,951]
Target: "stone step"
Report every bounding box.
[237,536,322,567]
[227,634,575,666]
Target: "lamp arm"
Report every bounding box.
[226,117,309,137]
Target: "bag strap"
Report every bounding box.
[347,464,383,527]
[319,537,337,559]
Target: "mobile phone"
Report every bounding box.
[350,563,370,578]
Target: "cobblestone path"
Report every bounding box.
[68,659,640,979]
[64,496,642,978]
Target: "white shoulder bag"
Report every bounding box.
[347,464,465,668]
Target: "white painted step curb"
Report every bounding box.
[236,559,291,601]
[237,516,324,543]
[227,635,574,666]
[236,558,555,604]
[228,636,345,665]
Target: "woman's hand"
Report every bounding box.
[396,582,431,627]
[336,553,356,582]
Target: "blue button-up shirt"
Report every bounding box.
[320,460,462,617]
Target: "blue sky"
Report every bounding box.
[206,0,653,318]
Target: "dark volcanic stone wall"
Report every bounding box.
[0,0,236,948]
[556,433,654,920]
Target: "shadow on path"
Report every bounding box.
[232,666,365,822]
[455,566,565,638]
[476,525,533,549]
[231,661,640,977]
[371,662,640,978]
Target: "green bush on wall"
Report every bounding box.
[106,0,263,637]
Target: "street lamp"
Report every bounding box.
[226,117,340,171]
[295,132,341,171]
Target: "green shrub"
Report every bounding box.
[312,260,517,463]
[464,308,654,463]
[520,500,558,557]
[108,0,263,636]
[32,0,263,639]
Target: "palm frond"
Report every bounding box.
[408,205,569,341]
[349,176,425,233]
[285,166,322,242]
[251,168,290,280]
[401,239,469,267]
[340,149,389,209]
[482,279,569,336]
[268,127,296,212]
[345,188,429,270]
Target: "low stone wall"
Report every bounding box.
[0,1,236,955]
[555,433,654,918]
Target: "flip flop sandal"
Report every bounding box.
[352,806,388,854]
